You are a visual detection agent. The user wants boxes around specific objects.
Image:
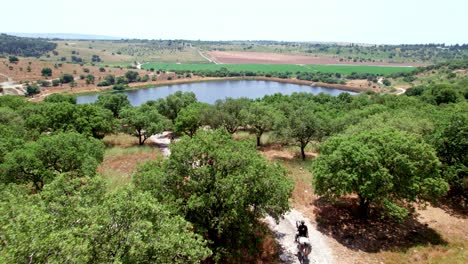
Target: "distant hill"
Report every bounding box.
[8,33,122,40]
[0,34,57,57]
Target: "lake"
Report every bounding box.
[76,80,356,105]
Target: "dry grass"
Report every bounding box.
[98,134,161,190]
[257,144,468,264]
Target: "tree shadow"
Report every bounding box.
[433,189,467,219]
[313,197,447,253]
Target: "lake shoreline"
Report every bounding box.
[30,76,372,102]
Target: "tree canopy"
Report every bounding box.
[120,105,171,145]
[0,176,211,263]
[153,91,197,123]
[134,129,293,260]
[312,128,448,219]
[0,132,104,191]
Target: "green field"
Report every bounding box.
[141,63,415,75]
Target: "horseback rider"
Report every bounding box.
[296,220,308,241]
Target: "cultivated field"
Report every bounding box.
[208,50,423,66]
[142,62,415,75]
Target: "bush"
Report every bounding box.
[37,80,50,87]
[83,68,90,73]
[8,56,18,63]
[52,79,60,86]
[26,83,40,96]
[40,66,52,77]
[113,84,128,91]
[60,74,74,84]
[97,80,111,87]
[99,67,105,72]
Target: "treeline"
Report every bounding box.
[1,76,467,262]
[170,68,346,84]
[389,59,468,78]
[0,34,57,57]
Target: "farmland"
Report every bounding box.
[142,63,415,75]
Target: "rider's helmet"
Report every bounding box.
[300,220,305,225]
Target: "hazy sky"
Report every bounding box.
[1,0,467,44]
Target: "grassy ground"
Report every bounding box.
[96,131,466,263]
[37,40,207,65]
[98,134,161,190]
[142,63,415,75]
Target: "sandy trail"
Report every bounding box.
[265,209,335,264]
[148,133,334,264]
[148,132,171,157]
[395,87,406,95]
[0,73,25,95]
[192,46,219,64]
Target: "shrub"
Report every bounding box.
[60,74,74,84]
[113,84,128,91]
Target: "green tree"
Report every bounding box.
[175,102,211,137]
[312,129,448,219]
[154,91,197,123]
[22,103,114,139]
[0,132,104,191]
[0,175,211,263]
[214,97,251,134]
[25,83,40,96]
[134,129,293,259]
[41,67,52,77]
[85,74,95,84]
[240,102,283,146]
[284,106,327,160]
[60,73,74,83]
[432,106,468,191]
[125,70,139,82]
[95,93,130,118]
[44,93,76,104]
[112,83,128,90]
[8,56,18,63]
[120,105,171,145]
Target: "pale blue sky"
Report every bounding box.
[1,0,467,44]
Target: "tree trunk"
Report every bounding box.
[138,130,144,145]
[257,135,261,147]
[358,195,370,220]
[301,144,306,160]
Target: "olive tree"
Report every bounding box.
[312,128,448,219]
[240,102,283,146]
[120,105,171,145]
[134,129,293,259]
[0,132,104,191]
[0,175,212,263]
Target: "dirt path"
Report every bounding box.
[265,209,335,264]
[0,73,25,95]
[395,87,406,95]
[192,46,219,64]
[148,132,171,157]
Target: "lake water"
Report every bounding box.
[76,80,355,105]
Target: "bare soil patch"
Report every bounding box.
[209,51,421,66]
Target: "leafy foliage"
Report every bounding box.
[95,93,130,117]
[241,102,283,146]
[153,91,197,123]
[134,129,293,260]
[0,34,57,57]
[0,132,104,191]
[0,176,211,263]
[312,128,448,219]
[120,105,171,145]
